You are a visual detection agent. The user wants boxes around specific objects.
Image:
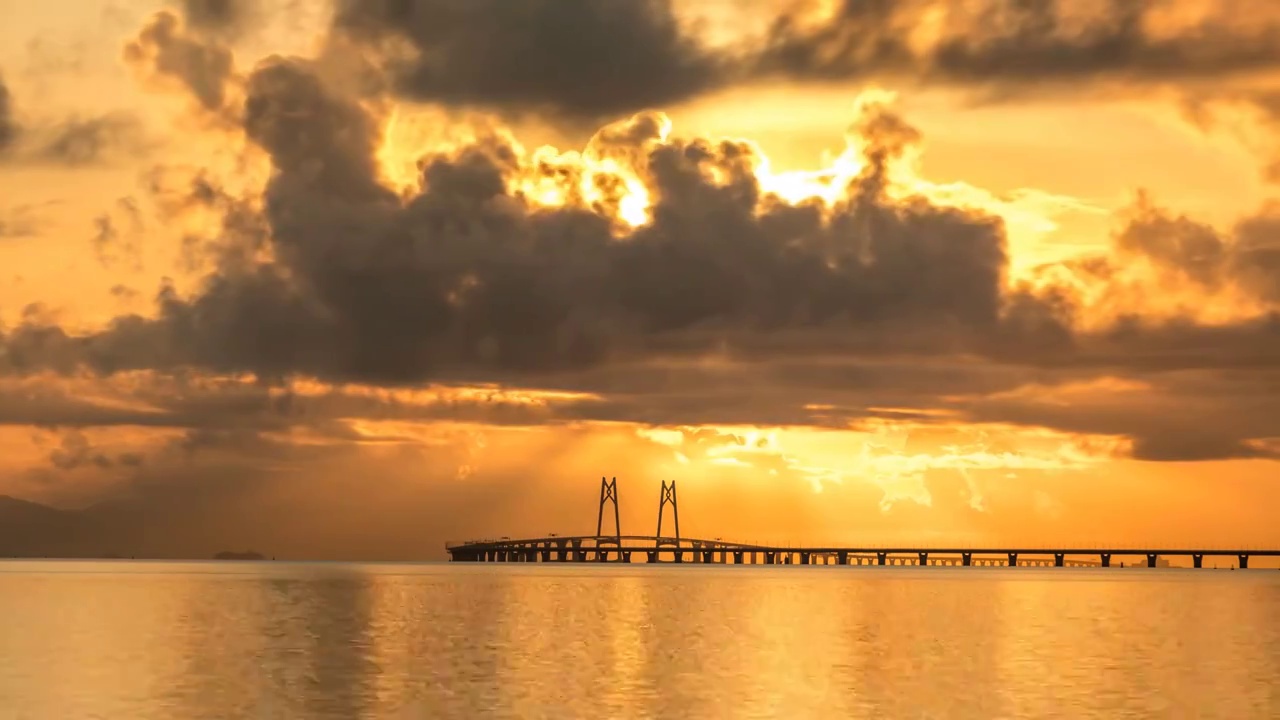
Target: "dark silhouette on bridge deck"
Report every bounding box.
[446,478,1277,569]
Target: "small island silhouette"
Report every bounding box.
[212,550,267,561]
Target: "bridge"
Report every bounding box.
[446,478,1278,569]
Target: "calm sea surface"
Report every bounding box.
[0,561,1276,719]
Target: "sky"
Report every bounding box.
[1,0,1279,558]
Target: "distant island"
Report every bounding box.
[212,551,266,561]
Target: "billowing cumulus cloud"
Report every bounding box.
[0,77,1020,385]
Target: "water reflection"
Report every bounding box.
[0,562,1276,719]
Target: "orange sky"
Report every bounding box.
[1,0,1279,557]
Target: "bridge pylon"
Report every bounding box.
[655,480,680,548]
[596,477,621,546]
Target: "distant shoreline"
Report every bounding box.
[213,551,267,561]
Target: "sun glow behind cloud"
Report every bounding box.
[373,89,1106,280]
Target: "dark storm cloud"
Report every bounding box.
[0,59,1014,386]
[754,0,1280,87]
[331,0,732,120]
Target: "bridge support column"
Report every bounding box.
[1100,553,1111,568]
[1147,553,1159,568]
[765,552,775,564]
[1238,554,1249,569]
[962,553,972,567]
[801,552,811,565]
[703,550,713,564]
[1054,553,1064,567]
[877,552,887,566]
[918,552,928,567]
[647,551,658,563]
[1007,553,1018,567]
[838,551,848,566]
[1193,554,1203,569]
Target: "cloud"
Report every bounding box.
[331,0,734,121]
[47,430,144,471]
[32,113,148,166]
[178,0,251,36]
[0,203,44,239]
[753,0,1280,87]
[0,71,148,166]
[4,7,1280,469]
[0,76,1024,388]
[1115,193,1280,303]
[0,73,16,153]
[124,11,238,115]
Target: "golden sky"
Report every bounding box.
[1,0,1279,558]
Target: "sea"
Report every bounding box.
[0,561,1276,719]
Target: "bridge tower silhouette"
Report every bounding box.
[655,480,680,546]
[596,477,621,546]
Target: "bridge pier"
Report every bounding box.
[1239,554,1249,569]
[877,552,887,566]
[1147,553,1158,568]
[1101,553,1111,568]
[1054,553,1064,567]
[1007,552,1018,567]
[1193,554,1203,568]
[838,551,848,565]
[918,552,928,567]
[801,551,811,565]
[962,552,972,567]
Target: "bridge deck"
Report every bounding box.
[445,535,1280,568]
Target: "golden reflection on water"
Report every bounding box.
[0,562,1277,719]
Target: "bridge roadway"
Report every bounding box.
[446,535,1280,568]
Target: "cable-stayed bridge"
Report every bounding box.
[446,478,1277,569]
